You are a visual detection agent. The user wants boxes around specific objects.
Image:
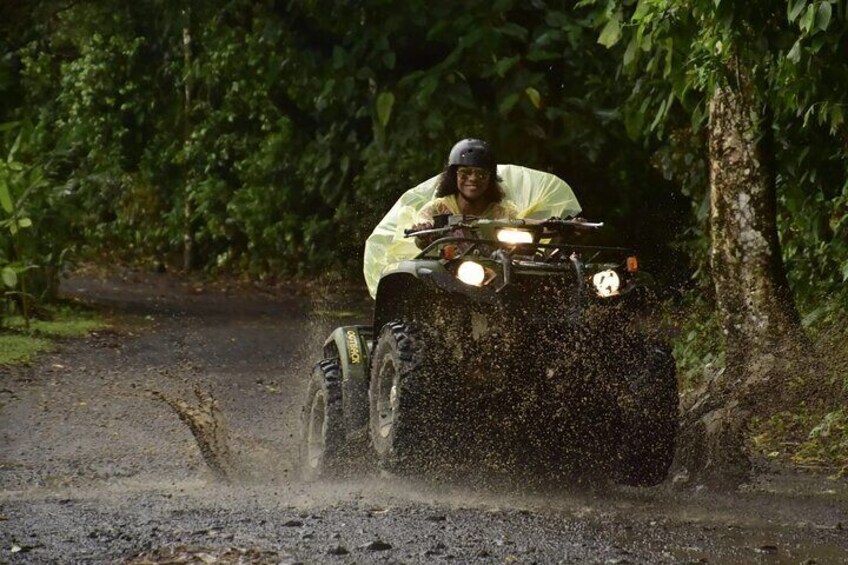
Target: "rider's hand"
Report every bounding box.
[411,222,436,249]
[410,222,434,233]
[547,216,586,223]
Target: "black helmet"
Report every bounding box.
[448,139,495,170]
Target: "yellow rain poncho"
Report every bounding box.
[363,165,581,298]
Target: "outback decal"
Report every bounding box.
[346,330,362,364]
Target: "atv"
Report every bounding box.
[300,214,678,486]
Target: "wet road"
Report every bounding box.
[1,272,846,564]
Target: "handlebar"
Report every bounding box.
[403,226,452,237]
[403,216,603,237]
[540,217,604,229]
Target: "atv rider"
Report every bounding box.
[412,139,518,248]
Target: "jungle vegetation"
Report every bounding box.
[1,0,846,478]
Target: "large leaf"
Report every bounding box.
[829,104,844,132]
[382,52,396,70]
[332,46,346,70]
[787,0,808,22]
[598,11,622,48]
[815,2,832,31]
[376,92,395,128]
[525,87,542,109]
[1,267,17,289]
[787,39,803,63]
[0,179,12,213]
[624,108,644,140]
[498,92,520,116]
[623,36,639,67]
[496,22,528,41]
[8,130,22,161]
[800,4,816,33]
[494,56,520,77]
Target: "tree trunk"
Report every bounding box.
[708,59,807,384]
[676,58,810,485]
[182,3,194,272]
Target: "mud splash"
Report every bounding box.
[152,385,242,482]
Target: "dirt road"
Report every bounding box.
[1,272,846,564]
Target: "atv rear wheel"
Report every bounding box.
[369,321,443,473]
[615,344,679,486]
[299,359,345,481]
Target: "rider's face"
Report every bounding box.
[456,166,491,202]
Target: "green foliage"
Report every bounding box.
[376,92,395,128]
[3,1,688,280]
[1,1,845,357]
[669,296,724,389]
[746,288,848,474]
[751,406,848,477]
[798,409,848,476]
[0,121,45,324]
[0,333,52,365]
[0,304,105,365]
[3,307,106,338]
[583,0,848,376]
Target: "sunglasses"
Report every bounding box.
[456,167,491,180]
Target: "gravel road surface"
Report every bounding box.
[1,272,846,564]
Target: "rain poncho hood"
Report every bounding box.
[363,164,581,298]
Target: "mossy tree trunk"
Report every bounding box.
[708,60,806,375]
[678,58,810,484]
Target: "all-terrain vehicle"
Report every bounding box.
[300,212,679,486]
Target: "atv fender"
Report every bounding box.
[373,272,425,334]
[373,267,496,333]
[323,326,373,435]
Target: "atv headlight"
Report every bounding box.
[456,261,486,286]
[592,269,621,297]
[496,229,534,245]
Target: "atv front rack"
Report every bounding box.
[416,236,634,267]
[412,236,635,298]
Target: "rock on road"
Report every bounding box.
[1,271,846,564]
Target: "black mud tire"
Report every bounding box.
[615,344,679,486]
[299,359,345,481]
[369,321,441,474]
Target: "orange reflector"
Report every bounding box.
[626,256,639,272]
[441,245,458,260]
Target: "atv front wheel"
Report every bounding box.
[369,321,442,472]
[615,344,679,486]
[299,359,345,481]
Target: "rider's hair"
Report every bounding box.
[435,165,505,203]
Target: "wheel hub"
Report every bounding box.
[377,359,397,439]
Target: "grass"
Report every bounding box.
[0,305,108,365]
[4,315,105,337]
[0,334,53,365]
